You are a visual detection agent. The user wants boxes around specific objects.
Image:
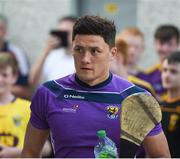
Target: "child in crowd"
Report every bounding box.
[161,51,180,157]
[138,25,180,100]
[0,53,30,157]
[116,27,145,76]
[110,36,156,96]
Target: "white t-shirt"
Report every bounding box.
[8,43,29,76]
[43,48,75,81]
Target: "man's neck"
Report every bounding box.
[110,61,128,79]
[116,66,128,79]
[75,72,111,88]
[167,88,180,99]
[85,74,109,87]
[127,64,139,75]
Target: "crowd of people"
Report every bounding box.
[0,13,179,158]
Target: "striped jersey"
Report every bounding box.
[30,73,162,157]
[160,96,180,157]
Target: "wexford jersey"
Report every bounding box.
[160,96,180,157]
[136,64,166,99]
[0,98,30,148]
[128,75,156,97]
[30,73,162,157]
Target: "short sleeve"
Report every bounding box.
[30,86,49,130]
[147,122,162,136]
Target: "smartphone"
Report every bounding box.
[50,30,68,48]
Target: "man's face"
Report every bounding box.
[155,38,179,62]
[72,35,116,86]
[0,22,6,42]
[0,66,17,95]
[57,20,75,47]
[122,34,144,65]
[161,59,180,90]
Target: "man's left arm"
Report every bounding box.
[143,131,170,158]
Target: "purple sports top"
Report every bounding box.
[30,73,162,158]
[136,67,166,97]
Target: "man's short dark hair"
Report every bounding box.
[166,51,180,64]
[72,15,116,48]
[154,25,180,43]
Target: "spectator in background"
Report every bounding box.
[0,53,52,158]
[116,27,145,76]
[161,51,180,157]
[137,25,180,100]
[110,38,156,96]
[0,53,30,157]
[0,14,31,99]
[29,16,77,87]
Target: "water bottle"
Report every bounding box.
[94,130,118,158]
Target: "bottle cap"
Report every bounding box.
[97,130,106,138]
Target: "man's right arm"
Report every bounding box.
[29,36,60,86]
[21,122,49,157]
[143,131,170,158]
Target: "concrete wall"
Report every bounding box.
[0,0,77,65]
[1,0,180,69]
[137,0,180,69]
[77,0,137,33]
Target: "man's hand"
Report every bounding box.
[28,36,61,86]
[43,36,61,56]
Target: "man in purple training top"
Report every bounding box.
[21,16,170,158]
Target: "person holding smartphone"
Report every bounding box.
[0,14,31,99]
[29,16,77,87]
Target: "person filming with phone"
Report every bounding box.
[29,16,77,87]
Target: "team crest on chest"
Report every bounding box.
[106,106,119,119]
[12,115,22,126]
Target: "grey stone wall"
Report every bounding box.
[0,0,76,65]
[1,0,180,69]
[137,0,180,69]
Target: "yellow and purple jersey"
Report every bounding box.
[0,98,30,148]
[136,64,166,99]
[160,96,180,157]
[128,75,156,97]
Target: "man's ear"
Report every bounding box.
[110,47,117,59]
